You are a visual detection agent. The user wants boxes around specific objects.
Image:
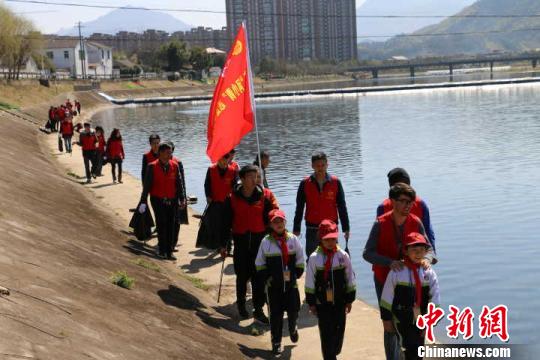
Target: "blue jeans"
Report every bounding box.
[63,136,72,153]
[375,276,401,360]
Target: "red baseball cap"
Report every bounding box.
[318,220,339,240]
[404,232,430,248]
[269,209,286,222]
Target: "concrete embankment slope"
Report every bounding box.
[0,109,259,359]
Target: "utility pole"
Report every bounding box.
[77,21,86,79]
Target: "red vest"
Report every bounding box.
[107,139,123,159]
[303,175,339,225]
[231,191,266,234]
[57,109,65,120]
[80,132,97,151]
[264,187,279,210]
[209,164,236,202]
[145,151,158,163]
[149,160,178,199]
[97,134,106,153]
[382,196,424,219]
[373,211,422,284]
[61,121,73,136]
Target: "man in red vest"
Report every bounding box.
[363,183,436,360]
[221,165,278,322]
[139,142,186,260]
[376,167,436,252]
[141,134,160,186]
[293,151,350,258]
[76,122,98,184]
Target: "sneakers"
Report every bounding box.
[272,343,282,356]
[253,308,270,324]
[167,254,177,261]
[290,329,299,343]
[237,303,249,319]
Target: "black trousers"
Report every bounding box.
[232,232,265,310]
[150,196,179,256]
[110,158,122,181]
[395,317,425,360]
[316,304,346,360]
[94,151,104,176]
[268,287,300,344]
[82,150,96,180]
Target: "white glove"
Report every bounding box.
[138,204,147,214]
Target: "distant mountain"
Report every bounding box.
[57,7,192,36]
[356,0,476,41]
[360,0,540,59]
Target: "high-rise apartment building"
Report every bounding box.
[226,0,357,63]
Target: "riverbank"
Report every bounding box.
[0,91,385,358]
[0,107,263,359]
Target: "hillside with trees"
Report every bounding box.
[359,0,540,59]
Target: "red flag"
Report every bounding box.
[206,23,255,163]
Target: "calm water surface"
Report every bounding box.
[93,83,540,346]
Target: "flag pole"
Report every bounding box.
[243,20,264,185]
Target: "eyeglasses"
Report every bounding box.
[395,198,414,206]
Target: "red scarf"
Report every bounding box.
[404,258,423,307]
[273,232,289,267]
[322,246,337,282]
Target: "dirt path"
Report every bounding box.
[36,94,385,359]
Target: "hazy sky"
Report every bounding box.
[4,0,368,34]
[4,0,227,33]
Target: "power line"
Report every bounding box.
[6,0,540,19]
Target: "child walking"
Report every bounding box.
[255,209,304,356]
[305,220,356,360]
[379,232,440,360]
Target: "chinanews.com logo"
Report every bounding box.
[415,304,516,359]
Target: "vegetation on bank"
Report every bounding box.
[110,271,135,289]
[0,5,48,80]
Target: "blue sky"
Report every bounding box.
[3,0,368,34]
[4,0,226,33]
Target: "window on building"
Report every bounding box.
[107,50,110,59]
[64,51,69,59]
[46,51,53,59]
[101,49,104,59]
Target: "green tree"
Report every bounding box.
[158,40,189,71]
[0,5,42,80]
[190,46,213,72]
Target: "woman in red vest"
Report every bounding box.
[363,183,436,360]
[197,153,238,250]
[106,128,125,184]
[139,142,186,260]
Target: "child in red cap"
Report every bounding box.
[305,219,356,360]
[255,209,305,355]
[380,232,440,360]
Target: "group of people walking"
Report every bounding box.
[52,115,440,359]
[48,99,126,184]
[191,148,440,359]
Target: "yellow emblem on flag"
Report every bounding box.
[233,40,243,56]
